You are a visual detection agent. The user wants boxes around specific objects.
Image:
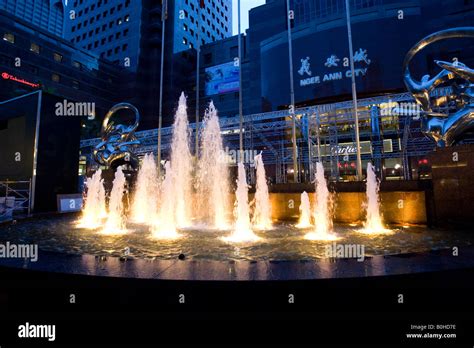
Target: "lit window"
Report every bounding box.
[52,74,60,82]
[30,43,40,54]
[3,33,14,43]
[124,15,130,22]
[53,53,63,63]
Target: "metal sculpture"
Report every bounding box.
[403,27,474,146]
[93,103,140,169]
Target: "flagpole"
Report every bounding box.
[157,0,167,176]
[237,0,244,160]
[345,0,363,180]
[195,0,202,157]
[286,0,298,183]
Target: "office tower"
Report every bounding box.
[0,0,66,37]
[172,0,232,53]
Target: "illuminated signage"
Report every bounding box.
[316,139,393,158]
[2,72,40,88]
[204,61,240,96]
[298,49,371,87]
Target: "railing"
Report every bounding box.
[0,180,32,220]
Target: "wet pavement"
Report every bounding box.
[0,246,472,280]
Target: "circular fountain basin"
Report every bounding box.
[0,214,472,261]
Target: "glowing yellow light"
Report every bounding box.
[356,225,393,235]
[222,227,261,243]
[75,218,103,230]
[304,232,340,241]
[150,221,181,240]
[295,221,312,229]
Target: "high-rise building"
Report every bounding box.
[172,0,232,53]
[63,0,232,67]
[62,0,234,128]
[0,9,125,211]
[64,0,141,70]
[0,0,66,37]
[63,0,164,129]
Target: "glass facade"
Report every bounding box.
[64,0,141,70]
[0,0,65,37]
[173,0,232,53]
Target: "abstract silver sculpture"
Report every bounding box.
[403,27,474,146]
[93,103,140,169]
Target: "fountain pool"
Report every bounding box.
[2,94,473,279]
[0,215,472,261]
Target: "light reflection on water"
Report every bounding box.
[0,215,472,261]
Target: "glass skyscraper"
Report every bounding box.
[173,0,232,53]
[0,0,66,37]
[63,0,232,68]
[63,0,141,71]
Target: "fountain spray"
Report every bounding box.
[305,162,339,241]
[252,152,272,230]
[359,162,391,234]
[170,92,193,228]
[151,161,180,239]
[78,169,106,229]
[102,166,127,234]
[223,162,260,242]
[296,191,312,228]
[131,153,159,224]
[198,101,231,229]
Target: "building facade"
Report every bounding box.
[62,0,233,129]
[0,8,126,210]
[198,34,250,118]
[248,0,474,112]
[172,0,232,53]
[64,0,141,70]
[0,8,122,112]
[0,0,66,37]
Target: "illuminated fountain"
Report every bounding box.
[102,166,127,234]
[359,162,392,234]
[151,162,180,239]
[296,191,312,228]
[252,152,272,230]
[197,101,231,229]
[131,153,159,224]
[223,162,260,243]
[305,162,339,241]
[78,169,106,229]
[170,92,193,228]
